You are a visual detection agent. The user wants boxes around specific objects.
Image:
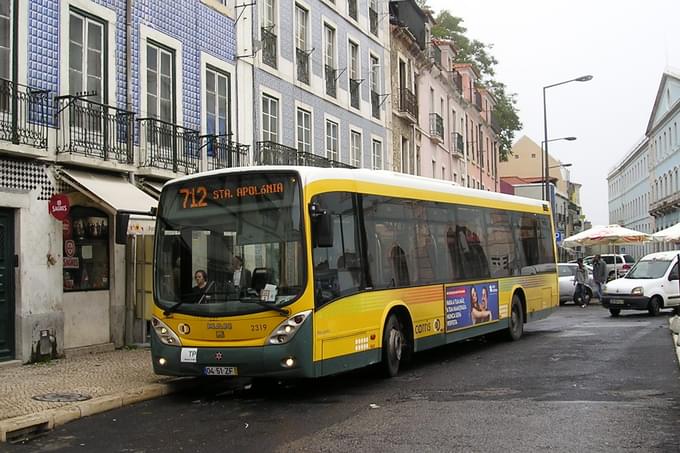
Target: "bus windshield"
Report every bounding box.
[154,171,305,316]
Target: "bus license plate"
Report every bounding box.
[610,299,624,305]
[204,366,238,376]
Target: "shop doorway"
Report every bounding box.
[0,209,15,360]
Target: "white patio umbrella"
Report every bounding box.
[652,223,680,243]
[562,224,652,247]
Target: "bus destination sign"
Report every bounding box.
[178,183,285,209]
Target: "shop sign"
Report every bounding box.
[63,218,72,239]
[63,257,79,269]
[49,194,70,221]
[64,240,76,257]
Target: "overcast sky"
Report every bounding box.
[427,0,680,226]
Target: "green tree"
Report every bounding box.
[431,10,521,161]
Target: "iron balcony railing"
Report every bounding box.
[255,141,354,168]
[296,48,310,85]
[325,65,337,98]
[428,43,442,67]
[349,79,360,109]
[261,26,277,69]
[0,78,49,149]
[371,90,380,119]
[138,117,200,174]
[453,132,464,156]
[369,7,378,35]
[429,113,444,141]
[348,0,358,20]
[55,95,134,163]
[203,135,250,171]
[398,88,417,119]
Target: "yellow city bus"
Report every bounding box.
[149,166,558,378]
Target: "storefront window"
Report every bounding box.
[63,206,110,291]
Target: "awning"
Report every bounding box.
[59,168,157,214]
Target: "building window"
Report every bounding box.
[69,9,106,102]
[324,24,336,97]
[369,0,378,36]
[348,40,360,109]
[401,137,409,174]
[295,4,310,84]
[205,67,230,138]
[146,41,175,123]
[370,54,380,119]
[262,94,278,142]
[350,130,361,168]
[348,0,357,20]
[325,119,339,161]
[261,0,277,68]
[0,0,11,80]
[296,107,311,154]
[63,207,110,292]
[372,138,382,170]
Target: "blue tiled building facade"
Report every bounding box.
[251,0,391,169]
[27,0,237,132]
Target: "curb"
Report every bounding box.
[0,378,196,443]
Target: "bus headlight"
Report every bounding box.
[152,317,182,346]
[267,310,312,345]
[631,287,644,296]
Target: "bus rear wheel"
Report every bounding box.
[381,314,404,378]
[507,295,524,341]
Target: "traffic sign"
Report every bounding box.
[555,231,563,244]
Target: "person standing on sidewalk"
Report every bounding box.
[592,254,607,302]
[574,258,588,308]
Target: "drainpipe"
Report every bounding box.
[124,0,135,346]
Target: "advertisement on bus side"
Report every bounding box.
[445,282,499,332]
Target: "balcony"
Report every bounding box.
[55,95,134,164]
[398,88,417,120]
[203,135,250,171]
[255,141,354,168]
[325,65,337,98]
[452,132,464,157]
[348,0,358,20]
[296,48,310,85]
[649,191,680,217]
[429,113,444,142]
[369,7,378,36]
[428,43,441,67]
[261,26,277,69]
[349,79,360,109]
[371,90,380,119]
[138,118,200,174]
[0,78,49,150]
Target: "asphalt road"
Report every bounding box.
[5,305,680,453]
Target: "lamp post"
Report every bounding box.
[541,136,576,193]
[542,75,593,201]
[549,162,572,169]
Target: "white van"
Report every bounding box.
[601,251,680,317]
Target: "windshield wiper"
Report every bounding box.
[240,297,289,316]
[164,280,215,316]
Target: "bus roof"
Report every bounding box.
[167,166,548,210]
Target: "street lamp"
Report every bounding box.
[549,162,572,169]
[540,136,576,189]
[543,75,593,201]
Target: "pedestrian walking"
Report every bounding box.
[592,254,607,302]
[574,258,588,308]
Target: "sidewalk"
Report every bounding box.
[0,347,195,443]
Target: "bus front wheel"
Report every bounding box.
[381,314,403,378]
[507,295,524,341]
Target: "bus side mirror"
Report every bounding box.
[115,213,130,245]
[310,203,333,248]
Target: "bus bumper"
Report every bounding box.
[150,318,315,378]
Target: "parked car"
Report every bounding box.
[601,251,680,317]
[583,254,636,280]
[558,263,594,305]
